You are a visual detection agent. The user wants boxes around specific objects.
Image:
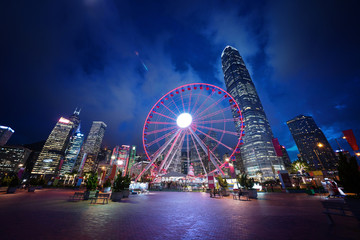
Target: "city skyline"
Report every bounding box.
[1,1,359,161]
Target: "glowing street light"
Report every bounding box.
[317,143,324,148]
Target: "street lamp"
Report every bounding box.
[313,143,324,170]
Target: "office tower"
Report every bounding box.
[60,131,84,175]
[280,146,292,170]
[31,117,74,175]
[79,121,107,173]
[221,46,284,178]
[287,115,338,170]
[0,126,14,146]
[83,121,107,155]
[0,146,31,176]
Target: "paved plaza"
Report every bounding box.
[0,189,359,240]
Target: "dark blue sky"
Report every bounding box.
[1,0,359,161]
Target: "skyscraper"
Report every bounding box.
[0,125,14,146]
[83,121,107,155]
[32,117,75,175]
[221,46,284,179]
[60,131,84,175]
[77,121,107,173]
[287,115,338,170]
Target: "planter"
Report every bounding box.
[123,189,130,198]
[221,188,230,197]
[103,187,111,193]
[248,189,258,199]
[112,191,123,202]
[345,198,360,221]
[84,190,97,200]
[7,187,17,194]
[28,187,36,192]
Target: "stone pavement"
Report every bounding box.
[0,189,359,240]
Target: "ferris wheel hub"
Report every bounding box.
[176,113,192,128]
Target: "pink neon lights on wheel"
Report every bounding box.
[137,83,244,181]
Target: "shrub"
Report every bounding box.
[85,172,98,191]
[104,178,112,188]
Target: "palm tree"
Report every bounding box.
[292,159,309,183]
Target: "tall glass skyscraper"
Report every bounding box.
[60,131,84,175]
[287,115,338,170]
[221,46,284,179]
[32,117,74,175]
[76,121,107,173]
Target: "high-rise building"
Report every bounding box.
[77,121,107,173]
[221,46,284,179]
[60,131,84,175]
[0,146,31,176]
[287,115,338,170]
[31,117,75,175]
[280,145,292,170]
[82,121,107,155]
[0,125,14,146]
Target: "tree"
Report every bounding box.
[338,154,360,195]
[237,173,254,190]
[291,159,309,174]
[216,175,228,189]
[85,172,98,191]
[113,171,131,192]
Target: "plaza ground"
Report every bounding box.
[0,189,359,240]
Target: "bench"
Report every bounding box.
[90,193,111,204]
[321,200,355,224]
[69,192,85,201]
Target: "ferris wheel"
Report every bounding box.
[136,83,244,181]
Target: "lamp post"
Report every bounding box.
[313,143,324,170]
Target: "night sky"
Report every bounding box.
[1,0,359,161]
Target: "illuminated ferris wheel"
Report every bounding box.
[136,83,244,181]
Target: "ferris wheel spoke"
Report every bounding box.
[153,111,176,121]
[187,89,192,112]
[193,127,234,152]
[136,129,181,182]
[158,130,183,172]
[190,92,201,115]
[161,102,179,118]
[195,124,239,136]
[192,91,214,116]
[146,125,177,135]
[189,131,207,175]
[146,129,178,147]
[164,132,186,171]
[196,96,225,118]
[149,121,176,125]
[170,97,182,114]
[188,128,225,176]
[194,118,240,125]
[195,106,231,122]
[180,90,186,113]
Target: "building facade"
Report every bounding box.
[77,121,107,173]
[0,146,31,176]
[0,126,14,146]
[287,115,338,170]
[59,131,84,175]
[32,117,75,175]
[221,46,284,179]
